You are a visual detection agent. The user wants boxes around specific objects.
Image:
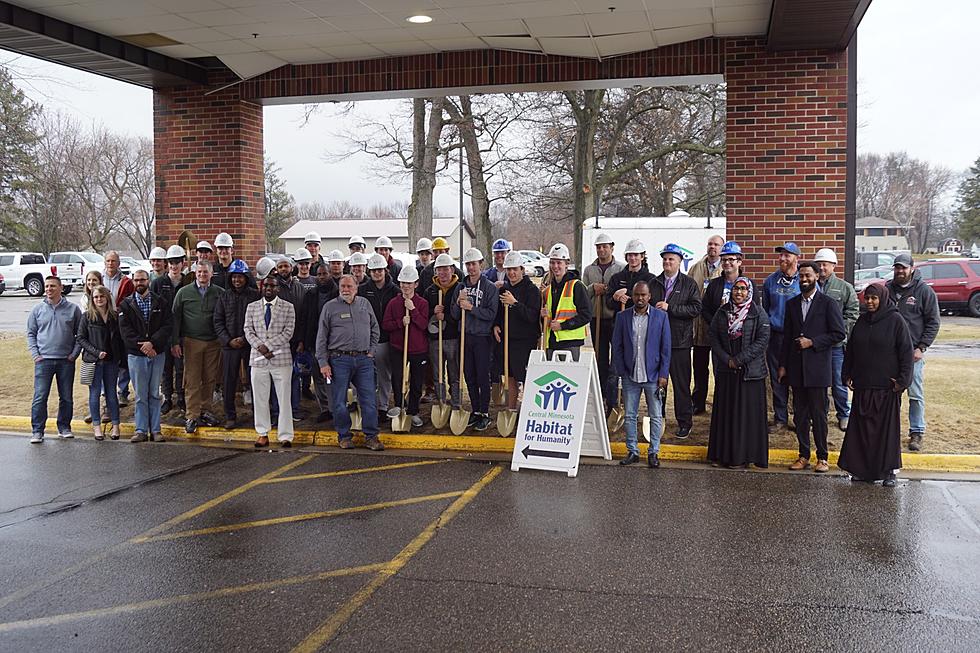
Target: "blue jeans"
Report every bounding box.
[766,331,789,424]
[117,367,130,398]
[830,345,850,420]
[129,354,165,434]
[31,358,75,436]
[89,361,120,425]
[328,354,379,439]
[622,377,664,456]
[907,357,926,434]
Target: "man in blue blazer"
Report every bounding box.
[612,280,671,468]
[778,262,846,473]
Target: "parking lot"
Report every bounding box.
[1,433,979,651]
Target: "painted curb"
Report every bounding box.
[2,415,979,473]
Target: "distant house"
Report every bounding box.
[855,217,909,252]
[278,218,475,257]
[940,238,963,255]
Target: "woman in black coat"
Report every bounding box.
[76,285,126,440]
[838,283,914,487]
[707,277,771,468]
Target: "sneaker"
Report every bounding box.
[768,421,789,434]
[814,459,830,473]
[117,393,129,407]
[364,436,385,451]
[161,399,173,415]
[411,415,424,428]
[130,431,148,443]
[58,431,74,439]
[151,432,166,443]
[467,412,480,427]
[198,412,220,427]
[242,390,252,406]
[386,407,401,419]
[838,417,849,431]
[474,414,491,431]
[338,438,355,449]
[29,434,43,444]
[185,419,198,434]
[882,472,897,487]
[909,433,923,452]
[224,419,237,430]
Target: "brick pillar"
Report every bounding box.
[154,72,265,264]
[725,38,848,278]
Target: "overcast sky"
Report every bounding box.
[4,0,978,213]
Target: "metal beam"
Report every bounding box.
[0,0,208,88]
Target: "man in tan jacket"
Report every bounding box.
[688,235,724,415]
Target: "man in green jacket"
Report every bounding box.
[814,248,859,431]
[171,260,225,433]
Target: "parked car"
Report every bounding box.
[854,250,905,270]
[519,250,547,277]
[857,258,980,317]
[118,256,142,276]
[0,252,81,296]
[48,251,106,279]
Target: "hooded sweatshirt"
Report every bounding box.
[450,274,499,337]
[885,271,941,351]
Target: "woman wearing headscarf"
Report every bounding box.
[707,277,771,468]
[838,283,914,487]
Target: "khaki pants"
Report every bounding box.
[182,337,221,417]
[251,364,293,441]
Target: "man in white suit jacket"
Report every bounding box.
[245,273,296,448]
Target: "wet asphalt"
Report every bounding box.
[0,433,978,652]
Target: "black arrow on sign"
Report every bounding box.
[522,445,570,460]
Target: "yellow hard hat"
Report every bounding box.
[431,237,449,251]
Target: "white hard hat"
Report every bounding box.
[165,245,186,259]
[348,252,368,267]
[149,247,167,260]
[547,243,570,261]
[375,236,393,249]
[304,231,321,244]
[349,235,366,247]
[367,253,388,270]
[398,265,420,283]
[293,248,312,262]
[594,233,614,246]
[195,240,213,251]
[503,251,524,268]
[434,253,455,268]
[624,238,646,255]
[813,248,838,265]
[255,256,276,280]
[415,237,433,252]
[462,248,484,264]
[326,249,345,262]
[214,232,233,247]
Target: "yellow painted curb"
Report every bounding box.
[2,414,979,473]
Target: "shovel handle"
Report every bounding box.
[458,306,466,389]
[402,304,411,397]
[438,290,444,388]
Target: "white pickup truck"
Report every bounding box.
[0,252,82,296]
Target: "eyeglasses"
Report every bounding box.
[720,257,738,263]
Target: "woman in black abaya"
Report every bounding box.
[707,277,771,468]
[838,283,914,487]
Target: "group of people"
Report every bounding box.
[26,229,940,484]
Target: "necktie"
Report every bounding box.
[264,303,272,328]
[666,275,675,299]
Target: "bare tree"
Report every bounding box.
[116,137,155,256]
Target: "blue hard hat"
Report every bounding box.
[720,241,743,257]
[491,238,511,252]
[228,259,249,275]
[775,242,801,256]
[660,243,684,258]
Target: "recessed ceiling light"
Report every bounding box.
[407,15,432,24]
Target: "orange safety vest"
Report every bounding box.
[544,280,587,343]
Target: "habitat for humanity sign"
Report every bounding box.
[511,350,611,477]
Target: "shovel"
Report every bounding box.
[449,306,471,435]
[430,290,451,429]
[346,387,362,431]
[606,299,627,433]
[392,305,413,432]
[642,386,667,442]
[496,305,518,437]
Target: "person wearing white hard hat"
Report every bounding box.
[651,243,702,439]
[494,250,541,410]
[374,235,403,280]
[415,238,434,276]
[304,231,326,276]
[582,233,625,414]
[211,233,235,289]
[347,251,368,285]
[414,237,436,398]
[382,265,429,428]
[326,249,346,282]
[193,241,214,271]
[423,253,462,411]
[293,248,316,292]
[814,247,859,431]
[152,245,191,414]
[148,247,168,281]
[607,239,655,312]
[348,235,366,254]
[689,235,725,416]
[360,253,399,416]
[541,243,592,361]
[450,248,499,431]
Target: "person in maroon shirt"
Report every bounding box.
[382,265,430,429]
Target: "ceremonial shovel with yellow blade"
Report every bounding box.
[430,290,451,429]
[606,298,626,433]
[496,305,517,436]
[391,305,413,432]
[449,306,471,435]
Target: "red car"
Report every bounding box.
[858,258,980,317]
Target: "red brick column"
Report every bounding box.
[153,72,265,264]
[725,38,849,278]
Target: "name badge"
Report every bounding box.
[340,313,351,319]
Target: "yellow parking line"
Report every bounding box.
[129,454,316,543]
[136,491,466,543]
[262,459,450,484]
[0,563,384,634]
[291,465,502,653]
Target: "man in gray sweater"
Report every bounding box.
[27,276,82,443]
[581,233,624,415]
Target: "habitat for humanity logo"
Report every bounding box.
[532,371,578,411]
